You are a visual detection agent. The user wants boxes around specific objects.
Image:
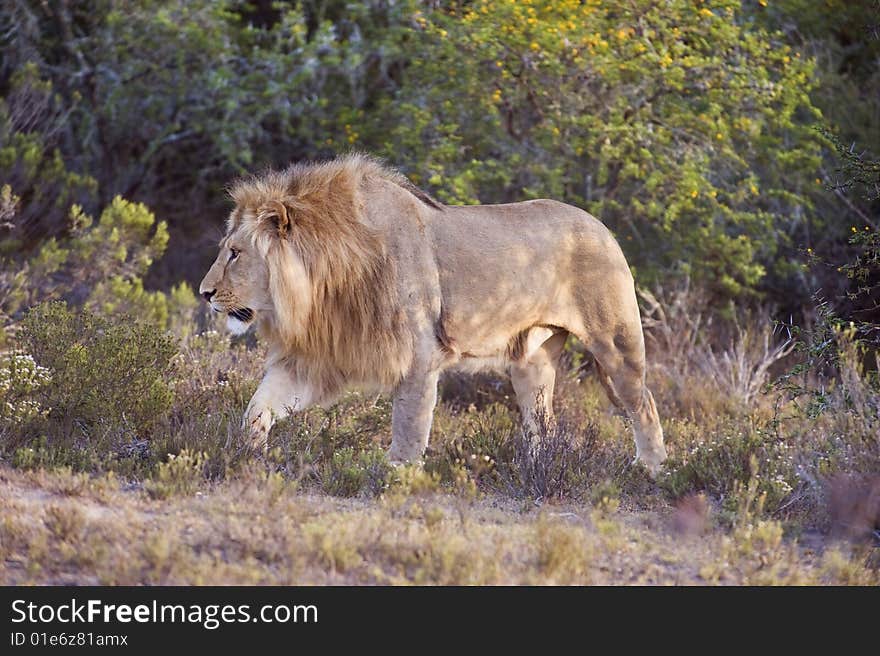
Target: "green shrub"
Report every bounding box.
[660,427,798,521]
[16,301,176,445]
[1,195,175,330]
[10,437,101,472]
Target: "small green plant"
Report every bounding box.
[388,465,442,497]
[145,450,208,499]
[319,446,393,498]
[431,409,511,487]
[589,479,622,515]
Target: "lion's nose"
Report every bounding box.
[201,289,216,302]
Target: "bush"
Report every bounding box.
[498,414,600,502]
[13,301,176,449]
[1,192,184,332]
[661,428,797,522]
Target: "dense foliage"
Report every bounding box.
[1,0,874,311]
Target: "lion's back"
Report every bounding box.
[428,198,629,288]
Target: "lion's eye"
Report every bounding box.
[229,248,240,262]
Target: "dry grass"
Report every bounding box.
[2,464,875,586]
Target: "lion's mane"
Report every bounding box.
[226,154,439,401]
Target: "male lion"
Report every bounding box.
[199,154,667,474]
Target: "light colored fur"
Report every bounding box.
[199,154,667,473]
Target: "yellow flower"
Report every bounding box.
[783,55,790,64]
[530,41,540,52]
[716,132,723,140]
[758,0,767,6]
[851,226,857,233]
[750,184,758,195]
[439,29,447,37]
[815,178,822,184]
[690,190,698,198]
[699,8,713,17]
[495,60,503,68]
[616,29,628,40]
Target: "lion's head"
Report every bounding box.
[199,154,420,396]
[198,220,272,336]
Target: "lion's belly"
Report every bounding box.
[441,323,563,374]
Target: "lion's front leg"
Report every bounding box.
[388,369,440,464]
[243,366,312,454]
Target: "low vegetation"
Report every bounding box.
[0,267,877,584]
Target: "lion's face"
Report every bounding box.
[199,230,271,335]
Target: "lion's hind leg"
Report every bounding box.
[593,358,625,410]
[587,336,667,476]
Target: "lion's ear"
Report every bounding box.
[257,199,293,238]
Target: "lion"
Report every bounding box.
[199,154,667,474]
